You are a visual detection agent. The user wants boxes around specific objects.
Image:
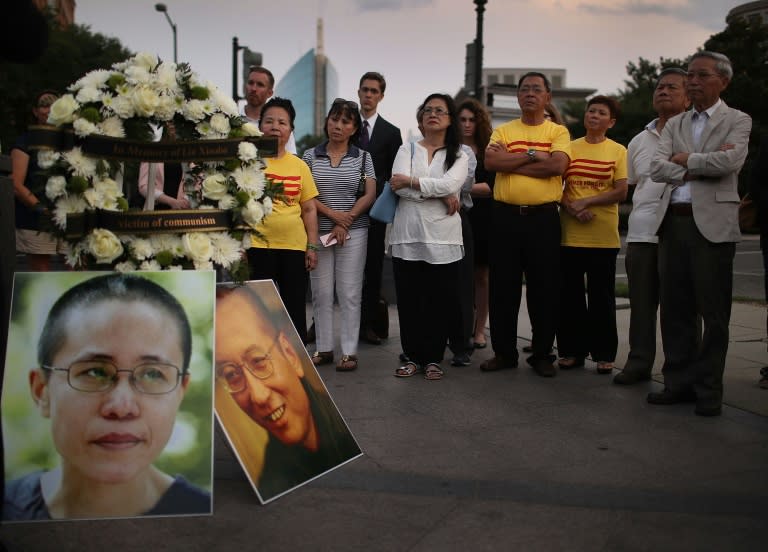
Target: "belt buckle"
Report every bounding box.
[519,205,530,215]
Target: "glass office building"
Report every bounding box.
[275,49,338,141]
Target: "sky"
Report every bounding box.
[75,0,744,139]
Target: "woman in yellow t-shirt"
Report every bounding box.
[557,96,628,374]
[248,97,319,344]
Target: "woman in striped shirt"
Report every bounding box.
[302,99,376,372]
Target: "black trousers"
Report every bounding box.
[361,219,387,333]
[393,257,459,366]
[448,209,475,355]
[247,248,308,342]
[624,242,659,374]
[488,202,560,363]
[557,246,619,362]
[658,214,735,406]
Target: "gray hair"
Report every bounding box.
[689,51,733,80]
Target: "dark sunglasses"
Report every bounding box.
[332,98,359,110]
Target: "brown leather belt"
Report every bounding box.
[502,202,559,215]
[668,203,693,216]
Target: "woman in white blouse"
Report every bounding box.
[389,93,469,380]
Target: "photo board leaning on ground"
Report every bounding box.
[214,280,363,504]
[2,271,215,521]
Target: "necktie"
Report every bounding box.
[359,120,370,149]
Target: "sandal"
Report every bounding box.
[336,354,358,372]
[311,351,334,366]
[558,357,584,369]
[395,361,419,378]
[596,361,615,375]
[424,363,444,381]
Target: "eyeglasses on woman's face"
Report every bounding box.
[216,335,280,394]
[42,361,184,395]
[422,106,449,117]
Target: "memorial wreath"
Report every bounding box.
[35,52,278,274]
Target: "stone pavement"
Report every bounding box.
[2,295,767,551]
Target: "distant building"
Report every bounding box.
[727,1,768,25]
[32,0,75,28]
[275,19,338,140]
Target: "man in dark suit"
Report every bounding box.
[649,51,752,416]
[357,72,402,344]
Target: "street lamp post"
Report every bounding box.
[154,3,177,63]
[473,0,487,99]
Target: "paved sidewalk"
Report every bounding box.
[3,295,767,551]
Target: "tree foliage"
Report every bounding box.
[0,11,132,150]
[295,133,325,157]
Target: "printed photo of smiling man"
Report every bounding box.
[2,271,214,521]
[214,280,362,503]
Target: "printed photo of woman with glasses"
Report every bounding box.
[214,281,361,503]
[2,271,214,520]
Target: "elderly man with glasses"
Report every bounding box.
[215,283,361,501]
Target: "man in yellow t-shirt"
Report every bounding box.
[481,72,571,377]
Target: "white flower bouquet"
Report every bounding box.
[40,52,278,275]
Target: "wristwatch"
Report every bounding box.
[527,148,536,162]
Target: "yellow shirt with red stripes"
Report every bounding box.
[489,119,571,205]
[250,153,319,250]
[560,137,627,248]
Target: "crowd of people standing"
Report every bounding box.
[10,50,764,414]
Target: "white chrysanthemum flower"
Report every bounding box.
[99,116,125,138]
[76,86,102,104]
[48,94,79,125]
[193,260,214,271]
[130,237,154,260]
[183,99,206,122]
[114,260,137,273]
[212,87,239,117]
[201,99,215,115]
[133,52,158,72]
[124,64,152,86]
[210,113,230,135]
[217,195,236,210]
[139,259,163,271]
[73,118,99,137]
[111,95,135,119]
[63,242,85,268]
[154,95,178,120]
[238,142,258,162]
[149,233,185,257]
[240,122,262,137]
[154,62,180,93]
[167,264,183,271]
[232,166,265,196]
[72,69,111,91]
[63,147,98,177]
[37,150,60,169]
[88,177,122,209]
[262,196,273,215]
[53,195,88,228]
[131,85,160,117]
[241,198,265,227]
[209,232,243,268]
[195,120,214,137]
[45,176,67,201]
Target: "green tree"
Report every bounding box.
[0,11,132,150]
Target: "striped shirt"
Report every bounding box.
[302,142,376,233]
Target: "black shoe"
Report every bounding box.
[522,344,533,353]
[480,356,517,372]
[613,370,651,385]
[695,403,722,417]
[361,327,382,345]
[529,357,556,377]
[451,353,472,367]
[647,388,696,405]
[306,322,316,344]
